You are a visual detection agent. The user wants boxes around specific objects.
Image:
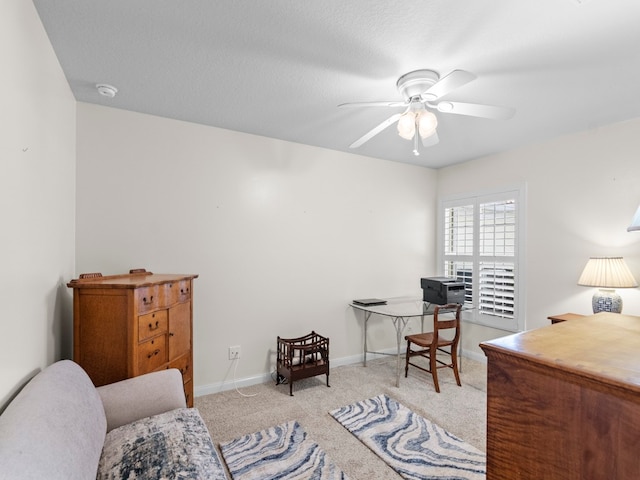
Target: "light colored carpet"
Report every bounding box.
[196,356,487,480]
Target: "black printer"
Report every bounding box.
[421,277,465,305]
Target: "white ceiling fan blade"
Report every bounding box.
[423,70,477,100]
[436,101,515,120]
[339,101,408,108]
[421,130,439,147]
[349,113,403,148]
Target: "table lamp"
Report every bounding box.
[578,257,637,313]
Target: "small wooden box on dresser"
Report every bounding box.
[67,270,198,407]
[480,312,640,480]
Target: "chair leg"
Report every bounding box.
[289,380,293,396]
[404,339,410,378]
[430,346,440,393]
[451,347,462,387]
[326,372,330,388]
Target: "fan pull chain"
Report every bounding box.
[412,122,420,156]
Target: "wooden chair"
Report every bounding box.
[276,331,329,396]
[404,303,462,393]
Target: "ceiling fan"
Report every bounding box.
[339,69,515,156]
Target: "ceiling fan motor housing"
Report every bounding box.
[396,70,440,102]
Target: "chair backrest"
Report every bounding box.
[432,303,462,344]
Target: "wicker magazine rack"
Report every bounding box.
[276,331,330,396]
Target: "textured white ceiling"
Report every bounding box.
[33,0,640,168]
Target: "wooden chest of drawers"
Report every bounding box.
[67,270,198,407]
[480,313,640,479]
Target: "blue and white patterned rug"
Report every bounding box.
[330,394,486,480]
[219,420,349,480]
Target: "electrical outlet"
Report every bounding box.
[229,345,241,360]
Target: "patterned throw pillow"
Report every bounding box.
[98,408,228,480]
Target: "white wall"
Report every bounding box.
[438,119,640,358]
[75,103,438,393]
[0,1,76,408]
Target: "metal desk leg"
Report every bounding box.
[391,316,409,388]
[363,311,372,366]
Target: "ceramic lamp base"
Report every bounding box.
[592,289,622,314]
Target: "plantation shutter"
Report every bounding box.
[440,188,523,332]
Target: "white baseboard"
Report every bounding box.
[461,348,487,364]
[194,347,485,397]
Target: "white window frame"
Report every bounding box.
[437,184,526,332]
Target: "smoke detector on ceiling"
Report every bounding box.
[96,84,118,98]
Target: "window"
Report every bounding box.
[438,186,525,332]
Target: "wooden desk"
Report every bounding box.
[480,313,640,480]
[547,312,586,324]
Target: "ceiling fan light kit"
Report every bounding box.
[397,109,438,157]
[417,110,437,138]
[340,68,515,154]
[397,112,416,140]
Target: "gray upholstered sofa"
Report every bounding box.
[0,360,228,480]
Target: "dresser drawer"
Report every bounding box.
[136,285,166,314]
[167,279,192,305]
[138,310,168,342]
[137,336,167,373]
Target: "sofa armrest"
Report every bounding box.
[97,369,187,432]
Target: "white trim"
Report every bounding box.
[194,347,484,397]
[460,348,488,364]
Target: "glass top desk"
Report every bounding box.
[349,296,462,387]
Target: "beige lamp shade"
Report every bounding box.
[578,257,637,313]
[578,257,638,288]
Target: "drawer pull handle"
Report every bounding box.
[148,321,160,330]
[180,288,189,295]
[169,332,175,337]
[143,296,154,305]
[147,348,160,359]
